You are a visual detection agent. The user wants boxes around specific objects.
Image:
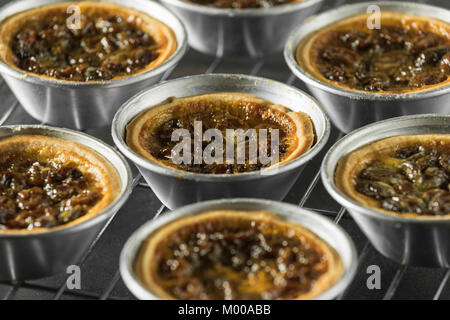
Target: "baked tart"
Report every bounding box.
[0,135,120,233]
[297,12,450,93]
[184,0,301,9]
[336,134,450,218]
[0,1,176,81]
[135,210,342,300]
[126,92,315,174]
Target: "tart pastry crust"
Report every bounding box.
[297,12,450,94]
[126,92,315,173]
[135,210,343,300]
[0,134,121,233]
[0,1,177,81]
[336,134,450,218]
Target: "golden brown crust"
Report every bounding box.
[0,134,121,234]
[135,210,343,300]
[297,12,450,94]
[125,92,315,172]
[0,1,177,81]
[336,134,450,219]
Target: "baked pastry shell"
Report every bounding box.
[125,92,316,171]
[0,0,187,129]
[112,73,330,209]
[0,125,133,280]
[284,1,450,133]
[159,0,323,57]
[336,134,450,219]
[321,114,450,267]
[120,198,357,300]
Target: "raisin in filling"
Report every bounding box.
[0,151,102,230]
[315,25,450,92]
[141,102,294,174]
[355,142,450,215]
[186,0,297,9]
[155,218,327,299]
[11,8,159,81]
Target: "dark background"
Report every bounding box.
[0,0,449,300]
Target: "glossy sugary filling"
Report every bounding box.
[152,216,328,299]
[0,150,102,230]
[308,18,450,92]
[355,141,450,215]
[140,101,296,174]
[185,0,299,9]
[10,6,159,81]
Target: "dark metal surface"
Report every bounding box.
[0,0,449,300]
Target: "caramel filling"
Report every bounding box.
[0,135,120,232]
[354,140,450,215]
[138,211,334,300]
[136,99,303,174]
[300,13,450,92]
[0,2,176,81]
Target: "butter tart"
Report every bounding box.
[0,135,120,233]
[126,92,315,174]
[0,1,176,81]
[135,210,342,300]
[297,12,450,93]
[185,0,301,9]
[336,134,450,218]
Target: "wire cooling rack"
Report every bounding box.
[1,0,450,300]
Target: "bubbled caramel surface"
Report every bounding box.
[0,150,102,230]
[153,215,329,299]
[9,6,160,81]
[307,16,450,92]
[141,100,296,174]
[355,141,450,215]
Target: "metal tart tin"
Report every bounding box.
[0,125,132,281]
[112,73,330,210]
[0,0,187,130]
[120,198,357,300]
[284,1,450,133]
[322,114,450,268]
[158,0,322,57]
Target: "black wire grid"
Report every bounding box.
[1,0,450,300]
